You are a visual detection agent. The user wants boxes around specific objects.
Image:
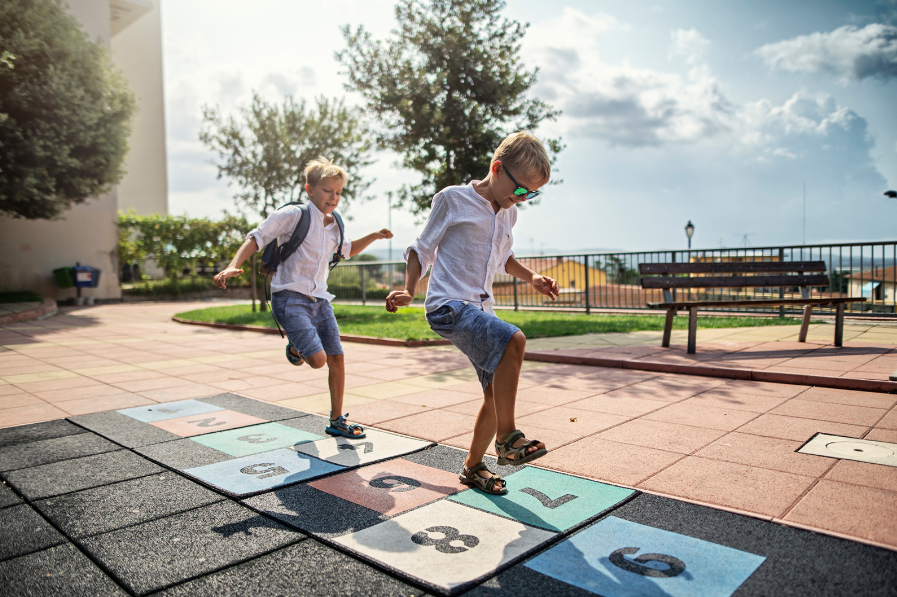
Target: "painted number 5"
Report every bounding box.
[240,463,288,480]
[411,526,479,554]
[609,547,686,578]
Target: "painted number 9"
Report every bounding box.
[609,547,686,578]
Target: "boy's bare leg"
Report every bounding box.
[492,331,544,458]
[464,385,503,487]
[326,353,361,435]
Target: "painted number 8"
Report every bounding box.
[411,526,479,554]
[609,547,686,578]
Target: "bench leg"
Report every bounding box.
[687,307,697,354]
[834,304,844,348]
[798,305,812,342]
[662,309,676,348]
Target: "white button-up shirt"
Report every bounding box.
[248,201,352,302]
[405,182,516,315]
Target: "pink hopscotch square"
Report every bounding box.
[309,458,464,516]
[149,410,267,437]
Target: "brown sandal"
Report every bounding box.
[495,430,547,466]
[459,462,508,495]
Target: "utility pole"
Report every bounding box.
[803,181,806,245]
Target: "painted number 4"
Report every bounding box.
[609,547,686,578]
[411,526,479,554]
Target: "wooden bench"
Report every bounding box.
[639,261,866,354]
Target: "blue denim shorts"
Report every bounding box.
[271,290,343,358]
[426,300,520,391]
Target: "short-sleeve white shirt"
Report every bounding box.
[405,182,515,315]
[248,201,352,302]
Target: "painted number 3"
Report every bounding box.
[411,526,479,554]
[609,547,686,578]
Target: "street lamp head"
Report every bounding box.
[685,220,695,238]
[885,190,897,198]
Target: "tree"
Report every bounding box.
[200,94,374,219]
[337,0,563,216]
[0,0,136,219]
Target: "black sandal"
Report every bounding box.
[495,430,547,466]
[460,462,508,495]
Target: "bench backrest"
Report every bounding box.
[639,261,829,290]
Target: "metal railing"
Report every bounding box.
[329,241,897,317]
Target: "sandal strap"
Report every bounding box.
[495,430,526,458]
[465,462,488,475]
[484,475,504,491]
[330,413,363,432]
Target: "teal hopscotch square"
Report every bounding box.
[190,422,323,457]
[525,516,765,597]
[448,467,634,532]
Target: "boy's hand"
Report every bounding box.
[532,275,560,300]
[385,290,413,313]
[213,267,244,289]
[374,228,393,240]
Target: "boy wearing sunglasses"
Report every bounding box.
[385,132,560,494]
[215,157,392,438]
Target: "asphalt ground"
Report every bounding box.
[0,392,896,596]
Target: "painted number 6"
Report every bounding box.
[609,547,686,578]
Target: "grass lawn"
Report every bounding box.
[0,291,42,304]
[176,304,806,341]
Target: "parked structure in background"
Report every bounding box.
[0,0,168,302]
[847,267,897,313]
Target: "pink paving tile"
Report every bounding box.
[0,392,44,409]
[163,364,229,377]
[87,370,168,384]
[679,390,791,413]
[852,358,897,374]
[865,428,897,442]
[0,403,69,428]
[178,370,256,384]
[343,400,430,425]
[32,384,137,403]
[783,480,897,548]
[149,409,267,437]
[238,383,325,402]
[877,408,897,430]
[535,437,683,487]
[136,384,221,402]
[644,402,759,431]
[762,366,845,378]
[377,410,477,442]
[640,456,817,518]
[593,345,669,359]
[598,419,726,454]
[12,376,100,393]
[442,398,553,419]
[824,459,897,493]
[111,377,193,392]
[268,368,331,383]
[516,406,630,437]
[529,375,632,396]
[343,362,389,374]
[57,393,155,416]
[209,377,286,392]
[513,384,600,406]
[333,367,421,382]
[564,394,667,417]
[769,399,886,427]
[719,379,809,398]
[309,459,463,516]
[0,363,67,375]
[391,389,479,409]
[737,414,869,442]
[303,374,382,391]
[0,385,27,397]
[442,423,571,456]
[694,432,835,477]
[795,386,897,410]
[771,358,855,372]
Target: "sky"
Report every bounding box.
[158,0,897,255]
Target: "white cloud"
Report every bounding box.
[755,23,897,81]
[670,28,710,64]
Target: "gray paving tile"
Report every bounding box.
[0,432,119,472]
[0,419,85,448]
[135,438,232,470]
[199,393,304,421]
[0,543,126,596]
[34,472,225,539]
[68,411,181,448]
[403,443,519,478]
[157,539,426,597]
[3,450,162,500]
[243,483,387,539]
[0,481,21,509]
[81,500,303,595]
[0,504,65,561]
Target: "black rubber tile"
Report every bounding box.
[403,443,519,478]
[81,500,303,595]
[0,419,84,448]
[157,539,425,597]
[243,483,387,539]
[0,481,21,509]
[0,504,66,561]
[199,393,303,421]
[135,438,232,470]
[616,493,897,597]
[277,413,331,435]
[467,564,594,597]
[34,472,225,539]
[0,543,126,596]
[68,411,181,448]
[0,432,119,472]
[3,449,162,500]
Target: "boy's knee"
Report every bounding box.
[307,350,327,369]
[327,353,344,367]
[507,331,526,355]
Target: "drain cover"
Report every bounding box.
[798,434,897,467]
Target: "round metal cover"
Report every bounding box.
[825,441,894,459]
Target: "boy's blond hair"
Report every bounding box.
[304,157,348,187]
[490,132,551,183]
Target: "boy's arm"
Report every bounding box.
[213,237,259,289]
[385,250,422,312]
[349,229,393,257]
[504,255,560,300]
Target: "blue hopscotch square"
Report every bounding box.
[449,467,634,532]
[190,422,324,457]
[117,399,224,423]
[184,448,344,496]
[525,516,766,597]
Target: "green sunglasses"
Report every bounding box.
[504,167,540,200]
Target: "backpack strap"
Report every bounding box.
[278,203,311,265]
[328,211,346,271]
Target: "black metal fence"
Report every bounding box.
[330,241,897,317]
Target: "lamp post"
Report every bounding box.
[685,220,695,250]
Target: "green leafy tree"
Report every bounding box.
[337,0,563,216]
[200,94,374,219]
[0,0,136,219]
